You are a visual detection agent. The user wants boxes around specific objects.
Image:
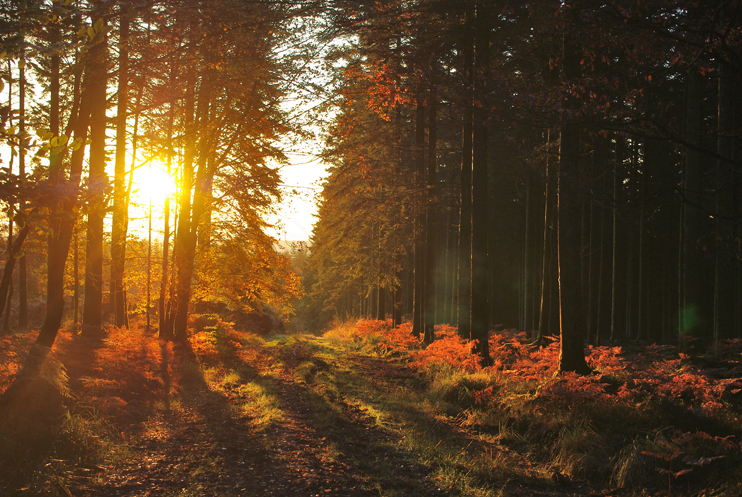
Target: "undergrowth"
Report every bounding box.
[319,318,742,496]
[1,317,741,496]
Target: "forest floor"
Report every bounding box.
[1,318,742,496]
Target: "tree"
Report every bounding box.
[110,4,131,329]
[82,11,109,335]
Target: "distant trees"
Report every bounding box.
[304,0,742,370]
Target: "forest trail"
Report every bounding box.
[1,326,608,496]
[87,336,445,497]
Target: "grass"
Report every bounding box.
[2,317,741,496]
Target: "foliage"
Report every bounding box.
[193,228,303,320]
[318,319,742,493]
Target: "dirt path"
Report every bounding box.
[87,338,446,497]
[21,331,603,497]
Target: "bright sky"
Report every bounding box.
[269,151,328,242]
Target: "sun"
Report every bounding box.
[134,159,176,206]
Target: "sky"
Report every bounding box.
[268,151,329,243]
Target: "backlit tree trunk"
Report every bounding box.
[24,44,91,372]
[82,14,109,334]
[110,9,130,328]
[17,50,28,329]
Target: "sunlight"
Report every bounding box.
[134,159,176,207]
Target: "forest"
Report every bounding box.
[304,0,742,372]
[0,0,741,496]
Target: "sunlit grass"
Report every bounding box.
[237,381,284,431]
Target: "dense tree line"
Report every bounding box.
[304,0,742,371]
[0,0,312,373]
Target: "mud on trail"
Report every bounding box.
[0,325,600,496]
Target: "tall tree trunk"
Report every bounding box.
[682,71,712,341]
[173,71,214,340]
[159,67,177,339]
[0,225,31,327]
[523,176,531,332]
[412,89,426,338]
[23,47,91,374]
[110,9,130,328]
[17,51,28,329]
[1,65,14,333]
[82,15,109,334]
[457,7,474,340]
[536,132,552,345]
[470,3,491,365]
[610,136,620,341]
[714,61,735,341]
[557,38,591,374]
[423,81,437,344]
[171,69,200,341]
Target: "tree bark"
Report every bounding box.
[82,15,109,334]
[557,37,591,375]
[110,9,130,328]
[171,67,199,341]
[412,89,426,338]
[714,61,735,341]
[470,3,491,365]
[682,71,712,341]
[28,43,92,366]
[457,7,474,340]
[536,132,552,345]
[0,225,31,326]
[17,52,28,329]
[423,81,437,344]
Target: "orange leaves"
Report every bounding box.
[411,326,482,372]
[331,320,742,415]
[191,331,220,365]
[471,386,495,405]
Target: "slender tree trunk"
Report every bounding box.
[159,75,177,339]
[610,137,619,341]
[715,61,735,341]
[110,9,130,328]
[683,71,711,341]
[0,225,31,327]
[82,16,109,334]
[536,132,552,345]
[457,7,474,340]
[557,38,591,374]
[523,176,531,332]
[423,81,437,344]
[1,214,12,333]
[17,52,28,329]
[23,47,91,374]
[412,89,426,338]
[637,167,646,341]
[2,61,15,334]
[470,3,491,364]
[74,226,79,326]
[596,207,606,345]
